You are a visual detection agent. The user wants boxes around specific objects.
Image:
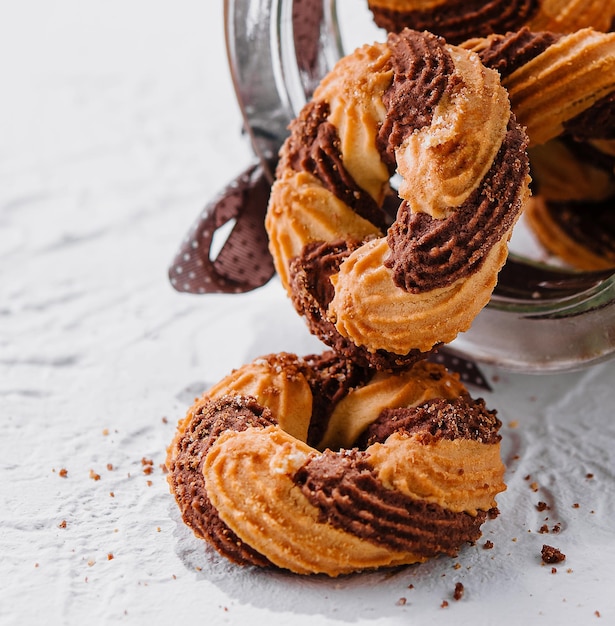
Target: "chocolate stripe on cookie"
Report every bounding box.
[385,117,528,292]
[302,350,375,447]
[377,30,457,169]
[474,28,561,78]
[281,101,388,230]
[369,0,538,45]
[167,396,276,567]
[359,396,502,447]
[294,449,487,557]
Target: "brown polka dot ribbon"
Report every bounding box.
[428,350,492,391]
[168,161,275,294]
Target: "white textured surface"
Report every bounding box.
[2,2,615,625]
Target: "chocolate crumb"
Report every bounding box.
[488,508,499,520]
[542,545,566,564]
[59,468,68,478]
[441,600,449,608]
[454,582,464,600]
[572,503,580,508]
[551,567,557,574]
[595,610,601,617]
[586,473,594,479]
[483,540,494,549]
[536,501,550,511]
[58,520,67,529]
[396,597,407,606]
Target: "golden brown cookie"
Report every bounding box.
[464,28,615,146]
[266,29,530,369]
[166,351,506,577]
[464,28,615,269]
[368,0,615,45]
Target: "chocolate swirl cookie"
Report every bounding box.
[367,0,615,45]
[166,352,506,576]
[464,27,615,269]
[266,29,530,369]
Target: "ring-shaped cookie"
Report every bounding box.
[166,352,506,577]
[463,27,615,269]
[266,29,530,369]
[367,0,615,45]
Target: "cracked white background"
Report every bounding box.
[1,2,615,624]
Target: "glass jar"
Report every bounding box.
[223,0,615,372]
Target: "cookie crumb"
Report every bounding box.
[441,600,449,608]
[396,597,407,606]
[58,520,67,529]
[483,540,494,549]
[89,470,101,481]
[541,545,565,564]
[454,582,464,601]
[536,501,550,512]
[142,458,154,475]
[59,468,68,478]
